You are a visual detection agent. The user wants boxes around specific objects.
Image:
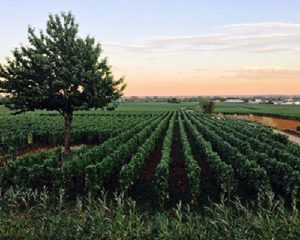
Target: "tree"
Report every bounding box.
[167,97,180,103]
[199,98,214,114]
[0,12,126,154]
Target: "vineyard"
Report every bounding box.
[215,102,300,121]
[1,5,300,238]
[1,109,300,204]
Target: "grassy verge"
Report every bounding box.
[0,188,299,239]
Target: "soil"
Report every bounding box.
[168,120,191,203]
[128,139,164,206]
[274,129,300,145]
[0,144,90,166]
[135,140,163,188]
[16,144,88,158]
[229,114,300,131]
[184,123,220,200]
[228,115,300,146]
[104,166,122,192]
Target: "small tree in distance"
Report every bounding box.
[199,98,215,114]
[0,12,126,154]
[167,97,180,104]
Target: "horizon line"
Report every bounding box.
[123,94,300,97]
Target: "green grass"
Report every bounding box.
[215,103,300,120]
[0,105,10,116]
[0,102,198,117]
[0,188,299,240]
[112,102,198,112]
[2,102,299,119]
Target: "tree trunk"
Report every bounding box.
[63,112,73,155]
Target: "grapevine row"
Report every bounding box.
[182,112,235,194]
[85,113,170,194]
[196,115,300,198]
[203,116,300,172]
[119,112,172,190]
[1,114,160,191]
[187,113,271,193]
[178,113,201,197]
[221,118,300,170]
[62,114,159,188]
[155,112,176,202]
[0,114,139,155]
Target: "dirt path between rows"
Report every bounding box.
[168,120,191,203]
[273,129,300,145]
[18,144,88,157]
[128,139,164,206]
[0,144,91,166]
[135,139,163,188]
[184,123,220,199]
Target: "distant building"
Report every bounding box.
[249,99,262,103]
[224,99,244,103]
[283,102,294,105]
[273,100,300,105]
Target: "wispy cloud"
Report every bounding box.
[102,41,147,51]
[103,22,300,53]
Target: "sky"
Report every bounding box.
[1,0,300,96]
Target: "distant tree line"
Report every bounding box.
[167,98,180,103]
[122,95,300,103]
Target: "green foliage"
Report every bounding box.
[0,188,299,239]
[156,112,176,203]
[1,109,300,201]
[189,113,271,194]
[1,106,300,236]
[85,113,169,194]
[0,114,132,155]
[1,114,162,195]
[120,113,171,190]
[0,11,126,153]
[215,102,300,120]
[167,97,181,104]
[62,115,154,194]
[0,12,125,114]
[8,147,16,161]
[182,112,235,194]
[199,98,215,114]
[194,113,300,198]
[178,113,201,197]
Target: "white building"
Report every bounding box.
[283,102,294,105]
[224,99,244,103]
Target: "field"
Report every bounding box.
[215,102,300,120]
[1,103,300,239]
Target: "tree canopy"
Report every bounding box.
[167,97,180,104]
[0,11,125,114]
[199,98,215,114]
[0,12,126,153]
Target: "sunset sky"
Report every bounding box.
[1,0,300,96]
